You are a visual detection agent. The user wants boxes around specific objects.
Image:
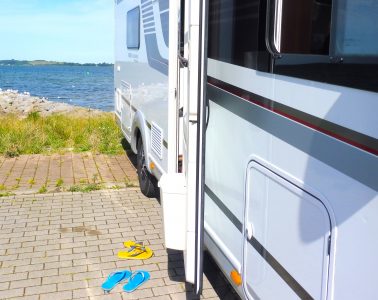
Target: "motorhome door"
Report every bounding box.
[178,0,208,294]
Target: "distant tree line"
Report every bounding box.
[0,59,113,67]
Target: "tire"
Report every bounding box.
[137,138,157,197]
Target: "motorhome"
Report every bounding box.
[114,0,378,298]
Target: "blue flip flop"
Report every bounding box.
[101,270,132,292]
[123,270,150,292]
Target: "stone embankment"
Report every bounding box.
[0,89,102,117]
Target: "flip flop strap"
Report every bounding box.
[107,271,126,281]
[130,271,145,282]
[126,242,145,253]
[129,247,147,257]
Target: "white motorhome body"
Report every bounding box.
[115,0,378,299]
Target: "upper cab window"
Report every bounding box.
[271,0,378,92]
[127,7,140,49]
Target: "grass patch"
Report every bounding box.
[110,185,122,190]
[68,183,103,193]
[124,177,138,188]
[0,192,15,197]
[0,112,124,155]
[38,185,47,194]
[55,178,64,187]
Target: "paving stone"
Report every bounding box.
[0,187,237,300]
[10,277,41,289]
[58,280,88,291]
[25,283,57,295]
[0,288,24,299]
[42,274,73,285]
[40,290,73,300]
[0,282,9,291]
[72,287,104,298]
[121,288,154,299]
[8,295,39,300]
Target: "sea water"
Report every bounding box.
[0,65,114,111]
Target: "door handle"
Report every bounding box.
[178,54,188,68]
[246,223,254,241]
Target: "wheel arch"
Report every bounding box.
[131,110,151,173]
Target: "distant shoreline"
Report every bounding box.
[0,59,113,67]
[0,89,105,117]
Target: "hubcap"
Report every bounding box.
[140,146,148,181]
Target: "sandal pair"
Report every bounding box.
[101,270,150,293]
[117,240,153,260]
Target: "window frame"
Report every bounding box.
[267,0,378,92]
[207,0,270,72]
[127,6,140,50]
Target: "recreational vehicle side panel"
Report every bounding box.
[203,0,378,298]
[115,0,170,178]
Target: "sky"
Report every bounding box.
[0,0,114,63]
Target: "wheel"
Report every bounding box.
[137,138,157,197]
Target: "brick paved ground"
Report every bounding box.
[0,189,240,300]
[0,153,138,194]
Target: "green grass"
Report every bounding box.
[124,177,138,188]
[0,192,15,197]
[68,183,103,193]
[0,112,124,156]
[55,178,64,187]
[38,185,47,194]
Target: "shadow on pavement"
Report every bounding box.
[167,249,241,299]
[121,138,137,168]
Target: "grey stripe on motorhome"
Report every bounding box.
[249,236,314,300]
[142,6,153,14]
[143,20,155,25]
[160,11,169,46]
[207,77,377,156]
[158,0,169,11]
[141,1,151,8]
[145,121,168,148]
[205,185,242,231]
[144,28,156,34]
[204,185,314,300]
[144,34,168,75]
[140,2,168,76]
[208,85,378,191]
[121,95,137,112]
[142,11,154,18]
[143,16,154,23]
[204,230,262,300]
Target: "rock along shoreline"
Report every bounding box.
[0,89,105,117]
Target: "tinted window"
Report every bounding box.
[278,0,331,55]
[127,7,140,49]
[332,0,378,57]
[208,0,269,71]
[273,0,378,92]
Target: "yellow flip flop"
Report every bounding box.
[118,241,153,260]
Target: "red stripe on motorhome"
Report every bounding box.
[207,77,378,156]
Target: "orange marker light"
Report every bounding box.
[230,270,242,286]
[149,162,155,170]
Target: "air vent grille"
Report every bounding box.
[151,122,163,159]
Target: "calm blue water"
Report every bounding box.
[0,65,114,111]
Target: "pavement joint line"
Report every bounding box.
[0,157,238,299]
[0,153,138,194]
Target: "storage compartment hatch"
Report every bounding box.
[243,161,331,300]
